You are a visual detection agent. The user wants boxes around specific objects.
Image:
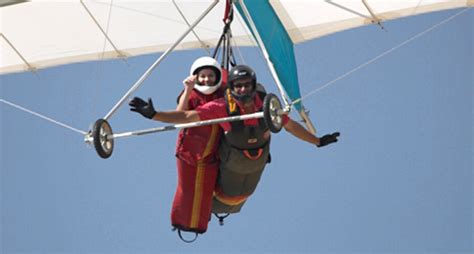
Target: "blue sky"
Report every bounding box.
[1,8,472,254]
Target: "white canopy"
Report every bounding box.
[1,0,471,74]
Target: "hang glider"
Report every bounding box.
[1,0,471,158]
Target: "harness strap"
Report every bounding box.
[213,213,230,226]
[225,89,237,114]
[243,148,263,160]
[173,227,198,243]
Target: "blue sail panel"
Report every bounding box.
[235,1,302,110]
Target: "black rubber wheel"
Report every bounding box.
[263,93,283,133]
[92,119,114,159]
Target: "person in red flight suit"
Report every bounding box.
[130,56,224,237]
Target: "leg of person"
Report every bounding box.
[212,169,265,213]
[212,144,270,214]
[171,159,218,233]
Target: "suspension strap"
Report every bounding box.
[212,0,236,70]
[222,0,233,24]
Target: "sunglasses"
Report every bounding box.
[233,81,253,89]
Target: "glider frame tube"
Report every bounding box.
[85,113,269,144]
[237,0,291,108]
[86,92,285,158]
[87,106,288,141]
[113,112,266,139]
[237,0,317,134]
[111,92,287,140]
[102,0,220,121]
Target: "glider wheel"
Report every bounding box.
[92,119,114,159]
[263,93,283,133]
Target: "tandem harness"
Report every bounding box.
[212,86,271,221]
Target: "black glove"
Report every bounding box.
[317,132,340,147]
[129,97,156,119]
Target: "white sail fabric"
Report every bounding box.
[271,0,472,42]
[1,0,471,74]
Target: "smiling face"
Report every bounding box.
[196,68,217,86]
[227,65,257,103]
[231,77,254,96]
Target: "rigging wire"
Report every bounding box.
[230,9,258,65]
[92,0,117,119]
[0,99,87,135]
[172,0,211,55]
[230,36,246,65]
[292,7,471,106]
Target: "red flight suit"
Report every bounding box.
[171,88,223,233]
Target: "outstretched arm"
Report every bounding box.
[284,118,320,146]
[129,97,201,124]
[152,110,200,124]
[283,118,339,147]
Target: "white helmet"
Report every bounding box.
[189,56,222,95]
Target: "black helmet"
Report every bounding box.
[228,65,257,103]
